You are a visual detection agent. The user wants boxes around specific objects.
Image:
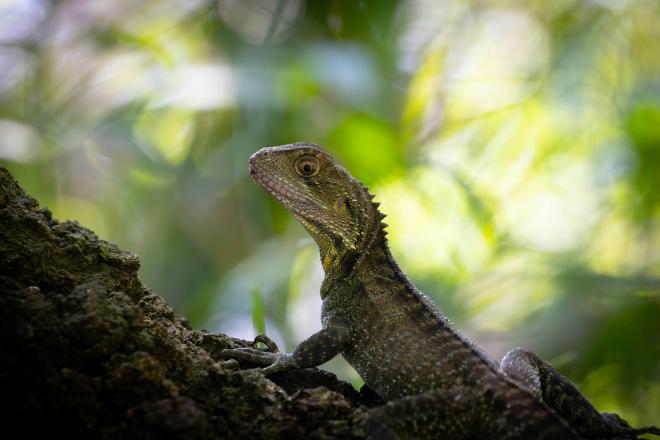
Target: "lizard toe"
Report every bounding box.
[220,348,280,366]
[253,333,280,352]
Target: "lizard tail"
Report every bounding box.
[634,425,660,437]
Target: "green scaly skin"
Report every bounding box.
[222,143,660,440]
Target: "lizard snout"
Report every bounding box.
[249,149,268,177]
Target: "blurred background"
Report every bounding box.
[1,0,658,426]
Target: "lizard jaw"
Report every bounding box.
[249,156,309,206]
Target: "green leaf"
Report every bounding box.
[251,285,265,335]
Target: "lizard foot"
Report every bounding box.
[220,346,290,367]
[253,333,279,352]
[221,334,293,374]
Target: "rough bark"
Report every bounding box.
[0,166,375,439]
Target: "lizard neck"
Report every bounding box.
[321,221,406,302]
[320,203,389,300]
[320,185,387,277]
[355,231,402,283]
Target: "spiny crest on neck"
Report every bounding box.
[350,180,390,267]
[326,180,389,275]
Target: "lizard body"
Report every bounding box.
[223,143,660,440]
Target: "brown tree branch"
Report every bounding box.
[0,167,372,439]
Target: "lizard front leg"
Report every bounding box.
[221,321,349,375]
[501,348,660,439]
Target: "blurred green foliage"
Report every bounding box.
[0,0,658,425]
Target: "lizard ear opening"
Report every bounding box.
[334,196,348,213]
[334,196,358,225]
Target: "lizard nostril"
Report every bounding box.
[249,148,274,178]
[248,155,259,176]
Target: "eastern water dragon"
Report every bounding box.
[222,143,659,440]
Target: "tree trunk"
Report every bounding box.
[0,166,373,439]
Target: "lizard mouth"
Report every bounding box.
[249,157,307,206]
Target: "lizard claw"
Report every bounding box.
[220,333,280,366]
[253,333,279,352]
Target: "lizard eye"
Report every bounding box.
[294,156,320,177]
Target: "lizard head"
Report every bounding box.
[249,143,384,271]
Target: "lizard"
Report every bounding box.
[222,142,660,440]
